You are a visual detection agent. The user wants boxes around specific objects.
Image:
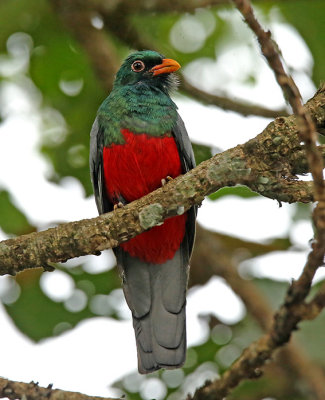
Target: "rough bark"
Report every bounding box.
[0,378,118,400]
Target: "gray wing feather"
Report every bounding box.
[172,114,196,172]
[172,113,197,257]
[89,117,112,215]
[119,252,151,318]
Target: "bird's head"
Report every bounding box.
[113,50,181,93]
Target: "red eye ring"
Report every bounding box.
[131,60,145,72]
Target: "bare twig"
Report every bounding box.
[181,78,289,118]
[0,377,118,400]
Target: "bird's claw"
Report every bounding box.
[161,176,173,186]
[114,202,124,211]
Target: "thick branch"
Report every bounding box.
[1,87,325,275]
[0,377,118,400]
[291,145,325,175]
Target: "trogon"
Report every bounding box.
[89,50,196,374]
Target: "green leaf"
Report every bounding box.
[192,142,214,165]
[252,278,289,310]
[279,0,325,85]
[209,185,259,200]
[291,202,312,222]
[5,264,121,341]
[0,190,35,235]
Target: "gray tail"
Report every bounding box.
[116,248,188,374]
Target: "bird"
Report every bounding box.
[89,50,196,374]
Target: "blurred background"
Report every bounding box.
[0,0,324,399]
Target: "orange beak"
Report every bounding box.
[151,58,181,76]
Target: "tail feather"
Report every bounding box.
[151,289,185,349]
[120,254,151,318]
[116,248,188,374]
[152,328,186,367]
[160,248,188,313]
[133,317,152,352]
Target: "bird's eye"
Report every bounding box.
[131,60,145,72]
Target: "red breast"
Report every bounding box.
[103,129,187,263]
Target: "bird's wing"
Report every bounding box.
[172,113,196,173]
[172,113,197,256]
[89,117,113,215]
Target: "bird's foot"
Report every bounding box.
[114,202,124,211]
[161,176,173,186]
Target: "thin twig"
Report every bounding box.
[181,78,289,118]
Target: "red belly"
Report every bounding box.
[103,129,186,264]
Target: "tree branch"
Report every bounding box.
[1,86,324,275]
[0,377,118,400]
[186,1,325,398]
[180,78,289,118]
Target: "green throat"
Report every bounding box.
[97,81,178,146]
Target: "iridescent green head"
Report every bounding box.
[113,50,181,92]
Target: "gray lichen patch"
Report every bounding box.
[139,203,164,230]
[177,206,185,215]
[207,158,251,185]
[178,184,197,199]
[257,176,270,184]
